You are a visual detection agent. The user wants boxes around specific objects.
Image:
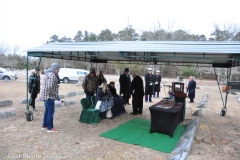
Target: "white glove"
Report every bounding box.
[121,94,124,96]
[132,90,135,94]
[149,83,152,86]
[155,82,158,84]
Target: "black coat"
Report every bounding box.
[145,73,155,95]
[98,76,107,86]
[28,72,40,94]
[187,80,196,99]
[154,75,161,92]
[130,76,144,98]
[109,86,117,96]
[119,73,131,98]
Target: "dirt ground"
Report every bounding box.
[0,75,240,160]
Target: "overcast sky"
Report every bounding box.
[0,0,240,55]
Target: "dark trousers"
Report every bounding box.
[132,97,143,114]
[145,94,152,102]
[86,93,94,102]
[30,93,37,108]
[190,98,194,102]
[123,94,130,104]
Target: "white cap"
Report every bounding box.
[156,70,160,73]
[148,68,152,71]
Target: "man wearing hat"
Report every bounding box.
[40,63,61,132]
[119,68,131,105]
[153,70,161,98]
[145,68,155,102]
[28,67,41,111]
[82,68,98,102]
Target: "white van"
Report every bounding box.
[58,68,89,83]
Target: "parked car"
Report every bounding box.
[0,67,18,80]
[58,68,89,83]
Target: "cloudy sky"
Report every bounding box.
[0,0,239,55]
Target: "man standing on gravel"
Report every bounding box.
[130,73,144,115]
[145,68,155,102]
[119,68,131,105]
[40,63,61,133]
[187,76,196,103]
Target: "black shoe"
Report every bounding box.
[189,101,193,103]
[130,112,137,115]
[137,111,142,114]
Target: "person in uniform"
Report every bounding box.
[145,68,155,102]
[119,68,131,105]
[153,70,161,98]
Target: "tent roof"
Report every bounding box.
[27,41,240,68]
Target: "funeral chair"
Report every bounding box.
[79,98,100,124]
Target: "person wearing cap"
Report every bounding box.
[145,68,155,102]
[40,63,61,133]
[119,68,131,105]
[28,67,41,111]
[97,70,107,86]
[82,68,98,102]
[130,73,144,115]
[186,76,196,103]
[153,70,161,98]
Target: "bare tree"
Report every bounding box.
[12,45,20,56]
[0,43,9,54]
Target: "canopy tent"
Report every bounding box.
[25,41,240,121]
[27,41,240,67]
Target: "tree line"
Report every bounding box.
[47,24,240,43]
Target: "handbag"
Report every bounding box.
[106,109,113,118]
[95,101,102,110]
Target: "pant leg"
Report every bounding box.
[30,93,37,108]
[149,94,152,102]
[42,100,48,127]
[190,98,194,102]
[138,97,143,114]
[86,93,94,102]
[132,97,138,114]
[145,95,148,102]
[43,99,55,130]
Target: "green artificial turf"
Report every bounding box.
[100,118,186,153]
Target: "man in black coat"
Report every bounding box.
[130,73,144,115]
[119,68,131,105]
[145,68,155,102]
[187,76,196,103]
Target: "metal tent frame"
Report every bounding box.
[25,41,240,120]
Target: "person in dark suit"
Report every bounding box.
[153,70,161,98]
[187,76,196,103]
[145,68,155,102]
[119,68,131,105]
[130,73,144,115]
